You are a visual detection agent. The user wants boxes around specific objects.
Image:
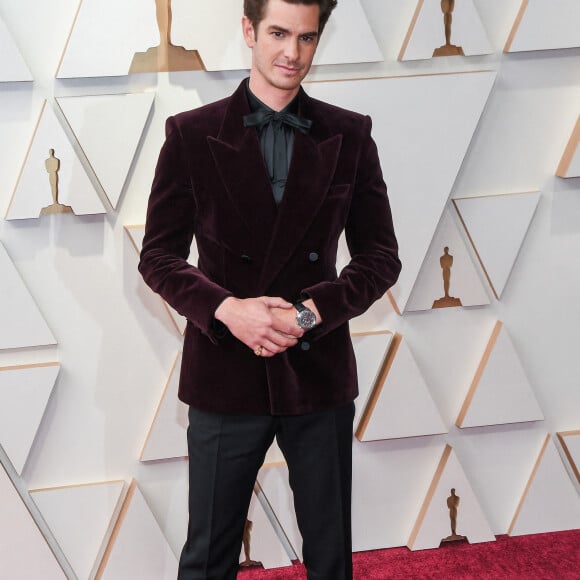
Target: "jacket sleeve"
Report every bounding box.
[138,116,232,339]
[302,116,401,337]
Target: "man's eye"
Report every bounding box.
[272,31,283,38]
[300,35,315,43]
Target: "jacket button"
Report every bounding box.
[300,341,311,351]
[308,252,319,262]
[240,254,253,263]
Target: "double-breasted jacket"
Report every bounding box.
[139,80,401,415]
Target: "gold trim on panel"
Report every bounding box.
[408,444,452,549]
[139,352,181,461]
[556,116,580,178]
[94,479,136,579]
[398,0,424,61]
[355,332,401,441]
[453,191,540,301]
[387,289,401,315]
[29,479,125,494]
[504,0,528,52]
[454,191,539,201]
[350,329,393,338]
[452,199,499,300]
[55,0,84,77]
[0,361,60,373]
[507,433,550,535]
[304,70,495,86]
[557,430,580,484]
[455,321,502,427]
[5,100,47,219]
[261,460,287,469]
[123,224,143,254]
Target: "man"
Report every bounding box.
[139,0,401,578]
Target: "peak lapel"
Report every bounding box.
[207,82,277,251]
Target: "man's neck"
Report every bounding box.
[248,76,300,112]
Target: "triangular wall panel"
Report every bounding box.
[406,206,490,312]
[256,464,302,562]
[30,481,126,580]
[5,101,106,220]
[408,445,495,550]
[0,242,56,350]
[0,362,59,474]
[453,192,540,299]
[356,333,447,441]
[0,463,65,579]
[557,430,580,484]
[57,0,158,78]
[352,331,394,427]
[96,480,178,579]
[0,14,33,81]
[399,0,492,61]
[307,72,496,313]
[140,352,188,462]
[456,321,544,428]
[292,0,383,66]
[125,225,190,335]
[57,93,155,208]
[505,0,580,52]
[351,439,442,552]
[556,116,580,178]
[508,435,580,536]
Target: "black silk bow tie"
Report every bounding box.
[243,109,312,134]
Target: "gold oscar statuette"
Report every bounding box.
[433,0,465,57]
[130,0,205,73]
[40,148,74,215]
[432,247,462,309]
[441,488,468,543]
[239,519,263,569]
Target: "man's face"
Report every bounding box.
[242,0,320,99]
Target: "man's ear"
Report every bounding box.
[242,16,256,48]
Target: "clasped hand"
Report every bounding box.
[214,296,304,357]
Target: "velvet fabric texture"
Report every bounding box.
[139,80,401,415]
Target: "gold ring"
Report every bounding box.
[254,346,263,356]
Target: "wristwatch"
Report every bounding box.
[294,302,317,330]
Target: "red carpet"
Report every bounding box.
[238,530,580,579]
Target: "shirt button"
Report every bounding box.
[300,341,311,351]
[308,252,319,262]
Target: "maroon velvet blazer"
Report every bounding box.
[139,80,401,415]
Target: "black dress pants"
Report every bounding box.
[177,402,355,580]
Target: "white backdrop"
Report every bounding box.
[0,0,579,578]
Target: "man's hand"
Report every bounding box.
[214,296,303,357]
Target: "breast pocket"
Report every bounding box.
[314,183,352,232]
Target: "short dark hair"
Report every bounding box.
[244,0,338,37]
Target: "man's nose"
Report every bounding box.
[284,38,300,61]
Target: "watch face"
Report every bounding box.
[297,308,316,329]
